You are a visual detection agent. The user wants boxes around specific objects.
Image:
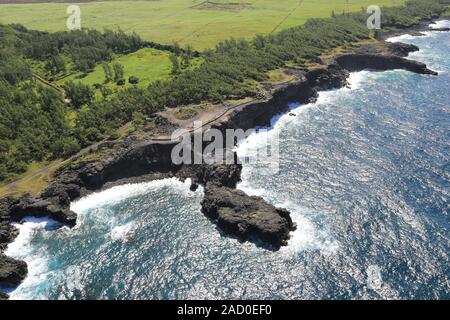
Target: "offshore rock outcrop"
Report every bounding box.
[202,184,296,248]
[0,39,441,293]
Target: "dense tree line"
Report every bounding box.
[6,25,145,73]
[0,0,446,181]
[145,0,446,107]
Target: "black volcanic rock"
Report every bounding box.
[9,196,76,227]
[0,254,28,287]
[201,184,296,248]
[0,198,18,251]
[335,54,438,75]
[356,42,420,57]
[0,291,9,300]
[194,163,242,189]
[306,64,349,90]
[385,42,420,57]
[429,27,450,32]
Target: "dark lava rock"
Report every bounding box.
[176,162,242,190]
[385,42,420,57]
[201,184,295,248]
[356,42,420,57]
[306,64,349,90]
[197,163,242,189]
[0,254,28,288]
[9,196,77,227]
[0,198,18,251]
[432,27,450,32]
[0,291,9,300]
[335,54,438,75]
[190,182,199,192]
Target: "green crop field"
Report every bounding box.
[0,0,406,50]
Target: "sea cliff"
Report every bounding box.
[0,27,445,297]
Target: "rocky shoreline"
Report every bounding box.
[0,20,447,298]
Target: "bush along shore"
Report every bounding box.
[0,0,449,298]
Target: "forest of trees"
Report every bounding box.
[0,0,447,181]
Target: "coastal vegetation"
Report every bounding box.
[0,0,447,186]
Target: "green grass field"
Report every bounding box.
[57,48,173,88]
[0,0,406,50]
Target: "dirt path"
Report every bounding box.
[1,76,296,196]
[32,73,65,95]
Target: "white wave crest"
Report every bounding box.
[71,178,195,214]
[110,222,136,242]
[429,20,450,29]
[386,34,418,43]
[5,218,63,300]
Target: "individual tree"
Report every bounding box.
[51,137,80,158]
[63,81,94,108]
[182,44,193,67]
[169,54,180,75]
[172,42,182,55]
[45,55,66,75]
[132,111,145,129]
[253,35,266,50]
[100,86,113,98]
[112,62,124,81]
[102,63,113,83]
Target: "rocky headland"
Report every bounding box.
[0,23,446,297]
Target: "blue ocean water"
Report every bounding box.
[4,27,450,300]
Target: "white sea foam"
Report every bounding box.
[5,177,198,299]
[71,177,195,214]
[386,21,450,43]
[386,34,418,43]
[346,71,373,90]
[282,210,339,255]
[5,218,60,258]
[237,181,339,255]
[5,218,63,300]
[110,222,136,242]
[239,176,340,254]
[429,20,450,29]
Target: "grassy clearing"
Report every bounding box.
[266,69,295,84]
[0,160,63,198]
[0,0,406,50]
[57,47,173,89]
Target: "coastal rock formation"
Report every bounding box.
[356,42,420,57]
[335,54,438,75]
[201,183,295,248]
[179,162,242,189]
[9,196,76,227]
[0,35,444,293]
[385,42,419,57]
[306,64,349,90]
[431,27,450,32]
[0,254,27,288]
[0,198,17,252]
